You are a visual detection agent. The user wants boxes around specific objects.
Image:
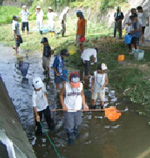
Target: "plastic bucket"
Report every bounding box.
[118,55,125,62]
[124,35,132,44]
[80,36,85,42]
[134,49,144,61]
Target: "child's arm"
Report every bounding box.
[59,85,68,111]
[81,84,89,110]
[101,74,108,90]
[91,77,95,92]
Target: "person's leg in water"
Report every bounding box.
[74,111,82,139]
[35,111,43,135]
[55,76,61,92]
[65,112,74,145]
[100,91,105,110]
[91,98,97,109]
[44,106,54,130]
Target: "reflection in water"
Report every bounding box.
[1,45,150,158]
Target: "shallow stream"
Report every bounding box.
[1,44,150,158]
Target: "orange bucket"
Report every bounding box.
[104,107,122,122]
[118,55,125,62]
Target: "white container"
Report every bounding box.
[134,49,144,61]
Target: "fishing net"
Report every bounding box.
[18,62,29,77]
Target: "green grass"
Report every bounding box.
[0,6,21,24]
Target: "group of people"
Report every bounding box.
[114,6,149,53]
[12,4,149,145]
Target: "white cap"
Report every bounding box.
[22,5,27,8]
[33,77,43,90]
[36,6,41,9]
[65,6,70,11]
[48,6,52,10]
[101,63,108,70]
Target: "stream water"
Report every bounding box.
[1,44,150,158]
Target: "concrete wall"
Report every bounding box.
[0,76,36,158]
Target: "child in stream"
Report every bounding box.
[12,15,23,54]
[32,77,54,135]
[91,63,108,109]
[41,37,52,77]
[60,71,89,144]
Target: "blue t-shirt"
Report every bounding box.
[52,55,64,76]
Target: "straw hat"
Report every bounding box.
[36,6,41,9]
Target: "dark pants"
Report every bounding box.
[114,21,122,39]
[82,60,90,76]
[36,106,54,133]
[22,22,29,32]
[131,37,139,49]
[15,35,23,47]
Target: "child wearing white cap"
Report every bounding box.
[35,6,44,35]
[91,63,109,109]
[32,77,54,134]
[19,5,30,34]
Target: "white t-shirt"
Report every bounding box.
[47,12,57,22]
[64,82,83,112]
[35,11,44,22]
[138,12,149,27]
[81,48,97,62]
[12,20,20,35]
[32,85,49,112]
[60,10,67,22]
[19,10,30,22]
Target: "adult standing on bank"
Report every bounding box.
[137,6,149,46]
[12,15,23,54]
[114,6,124,39]
[35,6,44,35]
[60,71,89,144]
[32,77,54,135]
[57,7,70,37]
[76,10,86,53]
[47,7,57,35]
[19,5,30,34]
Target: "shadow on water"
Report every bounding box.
[1,44,150,158]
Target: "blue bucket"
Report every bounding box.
[125,35,132,44]
[19,62,29,77]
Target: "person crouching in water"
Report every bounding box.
[60,72,89,144]
[41,37,52,77]
[91,63,108,109]
[32,77,54,135]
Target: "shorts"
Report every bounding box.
[92,91,105,101]
[82,60,90,76]
[131,36,139,47]
[76,35,82,45]
[142,27,145,34]
[15,35,23,47]
[54,75,67,84]
[22,22,29,32]
[64,112,82,131]
[42,56,50,70]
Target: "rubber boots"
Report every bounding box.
[74,126,80,139]
[66,130,73,145]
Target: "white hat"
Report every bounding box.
[48,6,52,10]
[33,77,43,90]
[36,6,41,9]
[65,6,70,11]
[101,63,108,70]
[22,5,27,8]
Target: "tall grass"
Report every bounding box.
[0,6,20,24]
